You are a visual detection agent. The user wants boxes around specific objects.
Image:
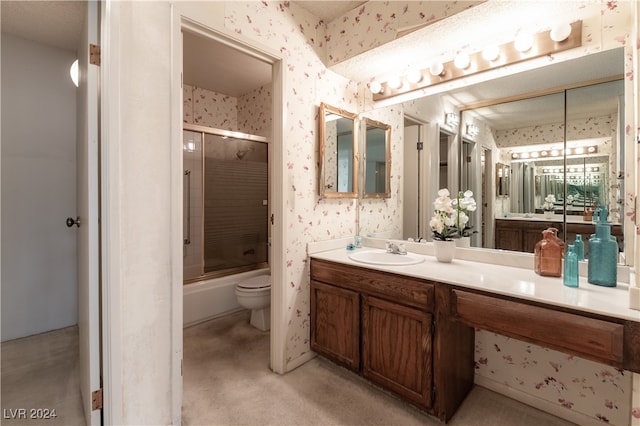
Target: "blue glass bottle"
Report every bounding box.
[563,245,579,288]
[573,234,584,261]
[587,206,617,287]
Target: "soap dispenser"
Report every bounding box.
[587,206,617,287]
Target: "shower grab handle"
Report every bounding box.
[184,170,191,245]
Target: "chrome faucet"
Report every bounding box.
[386,241,407,255]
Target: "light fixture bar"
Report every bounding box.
[372,21,582,101]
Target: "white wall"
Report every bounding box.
[1,34,78,341]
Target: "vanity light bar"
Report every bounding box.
[371,21,582,101]
[542,167,600,174]
[511,145,597,160]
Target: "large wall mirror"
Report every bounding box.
[462,73,625,260]
[318,103,359,198]
[362,117,391,198]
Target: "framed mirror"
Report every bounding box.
[363,117,391,198]
[318,103,358,198]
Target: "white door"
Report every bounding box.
[77,1,101,424]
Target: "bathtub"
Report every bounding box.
[183,269,270,327]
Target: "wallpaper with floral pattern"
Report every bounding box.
[476,330,632,425]
[188,1,638,424]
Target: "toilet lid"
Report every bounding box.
[238,275,271,289]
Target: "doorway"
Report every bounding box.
[178,17,286,382]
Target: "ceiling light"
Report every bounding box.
[429,61,445,77]
[540,151,548,157]
[512,153,519,159]
[406,69,422,84]
[550,23,572,42]
[70,59,79,87]
[530,152,539,158]
[587,146,596,153]
[369,81,383,94]
[514,32,534,52]
[482,45,500,62]
[550,149,559,157]
[575,147,584,154]
[454,53,470,69]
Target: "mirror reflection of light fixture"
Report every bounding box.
[445,112,459,128]
[466,123,479,137]
[511,145,598,161]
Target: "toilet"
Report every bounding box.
[235,274,271,331]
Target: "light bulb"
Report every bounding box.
[369,81,382,94]
[387,77,402,90]
[514,32,534,52]
[406,69,422,84]
[429,61,444,77]
[550,23,572,42]
[482,45,500,62]
[454,53,470,69]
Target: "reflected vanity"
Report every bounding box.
[460,72,626,260]
[318,102,359,198]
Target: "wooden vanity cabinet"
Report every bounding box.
[310,259,473,422]
[310,259,438,412]
[361,295,433,407]
[310,280,360,370]
[495,219,623,254]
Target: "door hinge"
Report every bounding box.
[92,388,103,410]
[270,213,274,225]
[90,44,101,66]
[417,142,423,150]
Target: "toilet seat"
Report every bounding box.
[237,275,271,290]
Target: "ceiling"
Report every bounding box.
[0,1,625,125]
[1,1,86,51]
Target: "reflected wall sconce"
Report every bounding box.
[445,112,459,128]
[370,21,581,101]
[466,123,480,137]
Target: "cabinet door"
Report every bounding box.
[362,295,433,408]
[494,228,521,251]
[310,280,360,370]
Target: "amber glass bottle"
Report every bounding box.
[534,228,562,277]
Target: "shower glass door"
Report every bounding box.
[183,125,269,282]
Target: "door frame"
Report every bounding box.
[171,11,287,422]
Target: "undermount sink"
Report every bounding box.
[348,249,425,266]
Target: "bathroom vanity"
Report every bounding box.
[309,247,640,422]
[494,216,623,254]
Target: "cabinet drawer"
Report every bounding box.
[311,259,433,310]
[452,290,624,365]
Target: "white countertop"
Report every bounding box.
[309,244,640,323]
[496,214,622,225]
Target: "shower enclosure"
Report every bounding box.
[183,123,269,282]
